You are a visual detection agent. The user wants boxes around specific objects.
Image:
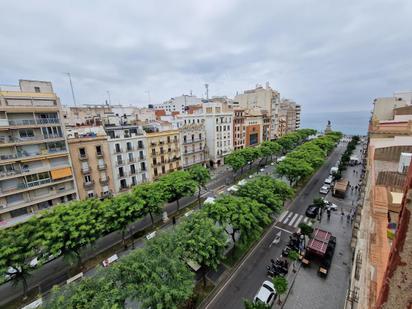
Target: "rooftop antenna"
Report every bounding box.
[107,90,112,106]
[205,83,209,100]
[65,72,77,107]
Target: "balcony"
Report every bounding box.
[116,159,125,166]
[83,180,95,189]
[118,172,128,178]
[99,177,109,185]
[126,146,135,151]
[0,148,68,163]
[183,138,205,144]
[119,185,130,192]
[8,119,36,126]
[79,154,88,160]
[36,118,59,124]
[96,151,104,158]
[81,166,91,174]
[97,163,107,171]
[128,157,136,163]
[184,148,204,155]
[100,191,113,199]
[43,134,64,140]
[114,148,123,153]
[137,144,144,150]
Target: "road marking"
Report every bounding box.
[278,211,288,222]
[288,213,299,226]
[282,211,293,224]
[273,226,294,234]
[293,215,304,228]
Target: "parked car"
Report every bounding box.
[305,205,320,218]
[324,176,333,185]
[319,185,330,195]
[254,280,277,306]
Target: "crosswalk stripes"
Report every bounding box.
[277,210,308,229]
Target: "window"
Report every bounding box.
[138,140,144,149]
[167,136,171,143]
[141,162,146,171]
[191,134,194,141]
[79,148,86,157]
[129,153,134,162]
[118,167,124,177]
[127,142,132,151]
[84,175,92,183]
[161,166,166,174]
[34,86,41,93]
[115,144,121,153]
[130,164,136,174]
[154,168,158,177]
[120,179,127,189]
[132,176,137,186]
[139,151,144,160]
[199,133,202,139]
[19,129,34,138]
[88,192,94,198]
[96,145,102,155]
[117,155,122,164]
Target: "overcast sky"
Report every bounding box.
[0,0,411,112]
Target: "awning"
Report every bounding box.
[51,167,72,180]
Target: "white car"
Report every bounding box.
[319,185,330,195]
[324,176,333,185]
[254,280,277,306]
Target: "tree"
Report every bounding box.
[188,164,211,207]
[271,179,295,206]
[176,212,227,287]
[0,220,39,299]
[298,222,313,236]
[131,182,165,225]
[288,250,300,272]
[205,196,268,253]
[257,143,272,166]
[225,152,246,175]
[159,170,197,211]
[243,299,271,308]
[124,233,195,308]
[272,275,288,305]
[39,199,105,268]
[235,177,284,214]
[44,269,125,309]
[276,157,314,186]
[103,193,144,249]
[313,197,326,208]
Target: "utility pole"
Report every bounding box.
[205,83,209,100]
[65,72,77,107]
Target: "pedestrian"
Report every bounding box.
[172,216,176,226]
[355,185,358,190]
[341,209,344,219]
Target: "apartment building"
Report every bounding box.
[146,130,181,179]
[233,108,246,150]
[0,80,77,227]
[105,123,148,193]
[176,114,208,168]
[152,95,202,114]
[277,99,301,136]
[62,104,113,127]
[346,93,412,309]
[67,126,115,200]
[244,110,264,147]
[203,101,233,167]
[234,82,280,140]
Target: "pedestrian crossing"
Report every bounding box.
[276,210,311,229]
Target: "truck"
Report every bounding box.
[330,166,339,176]
[333,179,349,198]
[301,228,336,277]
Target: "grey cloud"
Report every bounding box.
[0,0,411,110]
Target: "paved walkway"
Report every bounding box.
[282,142,365,309]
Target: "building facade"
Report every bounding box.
[277,99,301,136]
[203,102,233,167]
[105,124,148,193]
[67,126,115,200]
[152,95,202,114]
[233,108,246,150]
[176,114,208,168]
[0,80,77,227]
[146,130,181,179]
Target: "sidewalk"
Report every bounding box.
[281,143,365,309]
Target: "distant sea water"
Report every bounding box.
[300,110,371,136]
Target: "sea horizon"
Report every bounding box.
[300,110,371,136]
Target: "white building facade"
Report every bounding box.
[105,125,149,193]
[153,95,202,114]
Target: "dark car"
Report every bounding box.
[305,205,320,218]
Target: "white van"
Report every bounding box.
[330,167,338,175]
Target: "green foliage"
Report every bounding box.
[313,197,326,208]
[235,176,293,213]
[298,223,314,236]
[43,269,125,309]
[288,250,300,262]
[131,182,165,224]
[276,157,314,186]
[225,152,247,172]
[243,299,271,309]
[272,275,288,296]
[188,164,211,206]
[159,170,197,210]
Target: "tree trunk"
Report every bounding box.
[198,187,202,207]
[202,268,207,287]
[73,248,82,268]
[21,275,28,300]
[176,199,180,211]
[121,229,127,250]
[149,211,154,225]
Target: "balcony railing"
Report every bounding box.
[96,151,104,158]
[118,172,128,178]
[183,138,205,144]
[36,118,59,124]
[81,166,91,174]
[43,134,64,140]
[119,185,130,192]
[8,119,36,126]
[83,180,95,189]
[97,163,107,170]
[99,177,109,185]
[184,148,204,155]
[114,148,123,153]
[116,160,125,166]
[0,148,67,161]
[79,154,88,160]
